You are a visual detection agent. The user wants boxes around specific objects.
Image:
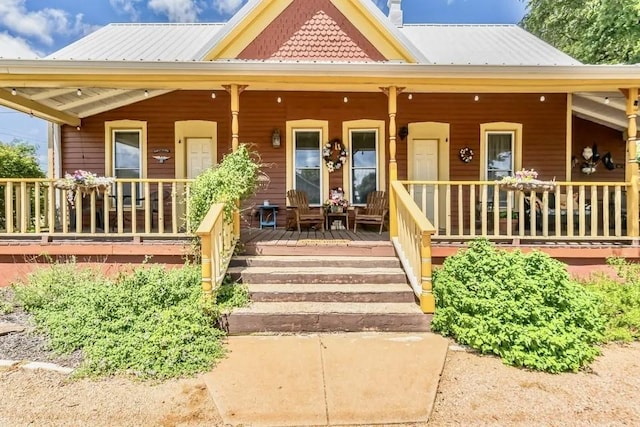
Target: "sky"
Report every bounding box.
[0,0,528,172]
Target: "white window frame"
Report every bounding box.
[293,128,323,206]
[112,129,143,207]
[484,130,515,180]
[348,128,379,206]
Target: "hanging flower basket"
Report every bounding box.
[497,169,556,193]
[54,170,115,206]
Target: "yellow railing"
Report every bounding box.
[195,203,237,296]
[389,181,436,314]
[0,178,193,237]
[400,180,635,240]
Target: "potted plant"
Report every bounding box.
[498,210,519,235]
[324,187,349,213]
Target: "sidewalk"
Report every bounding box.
[203,333,449,426]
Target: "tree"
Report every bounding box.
[521,0,640,64]
[0,140,45,178]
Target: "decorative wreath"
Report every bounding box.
[323,138,348,173]
[459,147,474,163]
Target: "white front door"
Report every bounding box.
[411,139,438,224]
[187,137,213,179]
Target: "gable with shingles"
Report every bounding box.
[238,0,384,62]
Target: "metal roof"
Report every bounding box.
[46,23,225,61]
[399,24,581,66]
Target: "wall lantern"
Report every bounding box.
[398,126,409,141]
[272,129,281,148]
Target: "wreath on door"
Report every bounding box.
[323,138,348,173]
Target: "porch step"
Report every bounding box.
[230,255,401,268]
[228,266,408,285]
[223,302,431,334]
[247,283,416,303]
[224,253,429,334]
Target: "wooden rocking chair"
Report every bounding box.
[286,189,325,232]
[353,191,388,234]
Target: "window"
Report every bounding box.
[350,130,378,205]
[113,130,142,205]
[486,131,514,206]
[294,130,322,205]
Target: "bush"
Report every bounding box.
[13,263,248,379]
[583,258,640,342]
[432,239,605,373]
[188,144,261,231]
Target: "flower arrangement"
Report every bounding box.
[497,169,556,192]
[55,170,115,206]
[459,147,474,163]
[323,138,348,173]
[324,187,349,211]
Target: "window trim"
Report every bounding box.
[479,122,522,181]
[348,128,379,206]
[104,120,147,208]
[292,128,323,206]
[484,130,515,180]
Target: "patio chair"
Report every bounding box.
[353,191,388,234]
[286,189,324,232]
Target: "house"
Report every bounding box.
[1,0,639,305]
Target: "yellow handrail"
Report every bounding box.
[390,181,436,314]
[195,202,238,297]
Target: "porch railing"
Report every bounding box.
[401,180,634,240]
[195,203,237,296]
[389,181,436,314]
[0,178,193,237]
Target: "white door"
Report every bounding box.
[187,138,213,179]
[411,139,438,224]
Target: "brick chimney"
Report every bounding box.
[388,0,403,27]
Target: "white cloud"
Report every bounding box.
[0,32,40,59]
[110,0,144,20]
[213,0,244,15]
[0,0,91,46]
[149,0,200,22]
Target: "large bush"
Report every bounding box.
[0,140,45,179]
[432,239,605,373]
[13,263,248,379]
[188,144,261,231]
[583,258,640,342]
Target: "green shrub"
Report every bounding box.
[582,258,640,342]
[432,239,605,373]
[13,263,248,379]
[0,291,13,315]
[188,144,261,231]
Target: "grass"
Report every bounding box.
[12,262,249,379]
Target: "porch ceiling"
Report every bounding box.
[573,92,636,131]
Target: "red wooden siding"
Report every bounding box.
[571,117,626,182]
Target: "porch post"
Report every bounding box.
[385,86,399,238]
[625,88,639,238]
[226,84,246,236]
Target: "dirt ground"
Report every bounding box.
[1,342,638,427]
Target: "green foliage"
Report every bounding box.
[521,0,640,64]
[0,141,45,178]
[0,291,13,315]
[582,258,640,342]
[188,144,261,231]
[13,262,248,379]
[432,239,605,373]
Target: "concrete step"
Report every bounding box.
[243,242,396,257]
[247,283,416,303]
[228,266,408,285]
[230,255,401,268]
[222,302,431,334]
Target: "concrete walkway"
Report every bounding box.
[203,333,449,426]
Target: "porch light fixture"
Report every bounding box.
[408,93,413,100]
[11,88,16,96]
[473,95,479,101]
[398,126,409,141]
[604,97,610,104]
[540,95,546,102]
[343,96,349,103]
[277,96,282,103]
[211,92,216,99]
[144,90,149,97]
[272,129,281,148]
[76,88,82,96]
